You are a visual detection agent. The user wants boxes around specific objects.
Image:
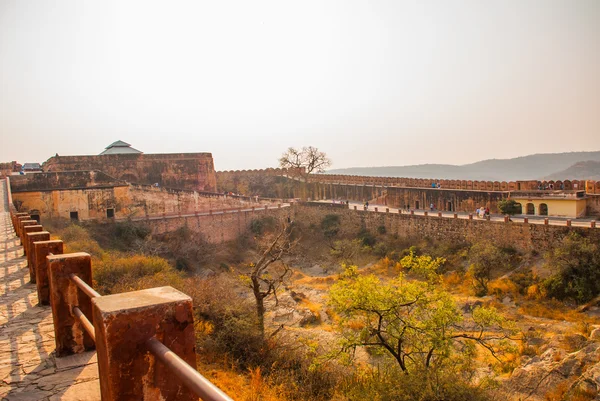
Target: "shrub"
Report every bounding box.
[373,242,388,258]
[339,365,492,401]
[114,221,151,243]
[320,214,341,240]
[250,217,277,235]
[542,232,600,304]
[357,228,376,247]
[468,242,510,296]
[94,254,182,294]
[57,224,105,259]
[498,199,522,215]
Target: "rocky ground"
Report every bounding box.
[265,258,600,401]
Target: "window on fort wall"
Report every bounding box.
[106,208,115,219]
[539,203,548,216]
[70,211,79,221]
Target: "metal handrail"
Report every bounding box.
[72,306,96,341]
[146,338,233,401]
[65,270,233,401]
[69,273,101,298]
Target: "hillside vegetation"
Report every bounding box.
[45,214,600,401]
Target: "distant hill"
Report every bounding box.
[543,160,600,181]
[326,151,600,181]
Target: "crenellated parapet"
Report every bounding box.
[309,174,599,194]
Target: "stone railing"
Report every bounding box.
[7,179,233,400]
[307,201,598,229]
[118,203,289,223]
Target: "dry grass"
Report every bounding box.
[488,278,519,298]
[294,275,337,290]
[442,271,473,295]
[518,300,596,324]
[197,363,289,401]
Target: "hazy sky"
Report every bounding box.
[1,0,599,170]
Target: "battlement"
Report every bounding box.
[309,174,600,194]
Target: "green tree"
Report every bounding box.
[498,199,522,215]
[468,243,508,295]
[329,266,515,374]
[543,232,600,304]
[400,251,446,281]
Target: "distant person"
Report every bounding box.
[365,201,369,209]
[430,203,434,211]
[485,207,490,217]
[432,182,436,188]
[476,208,480,218]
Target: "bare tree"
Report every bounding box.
[241,222,297,336]
[279,146,331,182]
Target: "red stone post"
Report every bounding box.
[374,207,378,212]
[504,215,509,223]
[22,225,42,254]
[592,221,597,228]
[523,217,528,224]
[26,231,50,283]
[34,240,64,305]
[353,206,357,211]
[453,213,458,219]
[468,213,473,220]
[18,218,35,243]
[438,212,442,217]
[386,208,389,213]
[15,214,31,236]
[424,211,428,216]
[92,286,197,401]
[12,212,28,233]
[544,218,549,225]
[566,219,572,227]
[47,253,95,356]
[410,210,414,215]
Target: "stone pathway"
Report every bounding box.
[0,180,100,401]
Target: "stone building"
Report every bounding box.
[43,141,217,192]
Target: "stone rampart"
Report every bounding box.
[294,204,600,253]
[135,206,291,243]
[11,181,267,221]
[10,171,127,192]
[216,168,301,199]
[43,152,217,192]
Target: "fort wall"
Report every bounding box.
[43,152,217,192]
[11,174,266,220]
[294,204,600,253]
[138,206,290,243]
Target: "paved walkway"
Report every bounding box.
[0,180,100,401]
[317,200,598,229]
